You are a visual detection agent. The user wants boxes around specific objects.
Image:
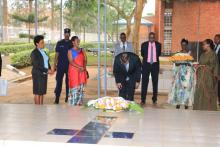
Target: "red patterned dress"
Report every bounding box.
[68,48,87,105]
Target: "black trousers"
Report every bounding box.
[141,62,159,103]
[119,80,135,101]
[54,68,69,103]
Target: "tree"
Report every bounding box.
[106,0,136,39]
[132,0,146,54]
[3,0,8,41]
[12,13,48,42]
[51,0,54,40]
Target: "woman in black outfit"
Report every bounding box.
[31,35,53,105]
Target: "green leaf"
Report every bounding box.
[129,102,144,113]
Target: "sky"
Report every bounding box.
[143,0,156,16]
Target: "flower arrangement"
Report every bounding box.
[87,97,144,113]
[168,53,194,63]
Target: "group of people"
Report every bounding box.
[31,28,87,105]
[5,27,218,111]
[113,32,161,106]
[113,32,220,111]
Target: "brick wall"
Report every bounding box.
[172,0,220,52]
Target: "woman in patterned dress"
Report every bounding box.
[67,36,87,106]
[168,39,195,109]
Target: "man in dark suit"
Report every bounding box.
[113,52,141,101]
[214,34,220,105]
[0,52,2,77]
[141,32,161,106]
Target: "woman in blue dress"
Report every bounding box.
[168,39,195,109]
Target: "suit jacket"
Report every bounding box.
[31,49,51,75]
[113,52,141,85]
[0,52,2,76]
[114,42,133,56]
[215,45,220,64]
[141,41,161,63]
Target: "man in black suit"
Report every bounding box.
[0,52,2,77]
[214,34,220,105]
[113,52,141,101]
[141,32,161,105]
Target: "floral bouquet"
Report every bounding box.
[168,53,194,63]
[87,97,144,113]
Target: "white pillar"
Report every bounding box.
[104,0,107,96]
[97,0,101,98]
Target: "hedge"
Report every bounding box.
[19,33,34,39]
[10,42,114,68]
[11,50,32,68]
[0,43,35,55]
[11,49,54,68]
[0,42,26,45]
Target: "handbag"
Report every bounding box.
[86,70,89,79]
[0,79,8,96]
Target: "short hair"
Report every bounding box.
[215,34,220,39]
[149,32,155,36]
[181,38,189,45]
[204,39,215,50]
[71,36,79,42]
[120,32,126,36]
[34,35,44,46]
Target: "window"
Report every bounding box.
[163,9,173,54]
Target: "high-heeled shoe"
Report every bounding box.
[176,105,180,109]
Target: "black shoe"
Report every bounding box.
[54,101,59,104]
[65,98,68,103]
[140,102,146,107]
[176,105,180,109]
[152,100,157,105]
[54,97,59,104]
[152,97,157,105]
[185,105,189,109]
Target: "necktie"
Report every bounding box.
[150,44,153,64]
[123,44,125,52]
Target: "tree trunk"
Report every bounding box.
[126,18,132,40]
[83,27,86,43]
[3,0,8,42]
[28,0,33,42]
[51,0,54,41]
[132,0,145,55]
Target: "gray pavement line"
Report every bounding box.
[6,64,26,76]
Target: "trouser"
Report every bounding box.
[119,80,135,101]
[141,62,159,103]
[54,68,69,103]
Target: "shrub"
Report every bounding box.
[0,43,35,55]
[11,49,55,68]
[11,50,32,68]
[19,33,34,39]
[0,42,26,45]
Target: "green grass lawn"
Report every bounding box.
[87,52,113,66]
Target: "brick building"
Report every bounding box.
[150,0,220,54]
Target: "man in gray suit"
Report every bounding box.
[114,33,133,56]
